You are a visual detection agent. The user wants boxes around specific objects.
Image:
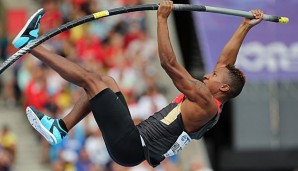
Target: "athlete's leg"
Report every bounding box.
[26,48,131,135]
[31,46,106,98]
[25,45,107,144]
[63,76,130,131]
[89,88,144,166]
[26,47,144,165]
[63,76,142,166]
[26,48,143,165]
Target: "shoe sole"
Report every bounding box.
[12,8,44,45]
[26,107,57,145]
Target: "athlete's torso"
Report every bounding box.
[136,94,223,167]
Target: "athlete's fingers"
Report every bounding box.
[158,0,173,18]
[251,9,264,19]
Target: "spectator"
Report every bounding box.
[75,29,106,64]
[137,84,168,120]
[40,0,63,35]
[0,25,16,107]
[0,125,16,164]
[0,147,12,171]
[75,147,100,171]
[0,24,8,62]
[85,127,111,169]
[103,31,125,68]
[23,60,49,111]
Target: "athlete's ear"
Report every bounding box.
[219,84,230,92]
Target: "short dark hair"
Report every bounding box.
[225,64,246,98]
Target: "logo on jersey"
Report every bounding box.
[163,131,191,157]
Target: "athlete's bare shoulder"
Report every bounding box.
[180,98,216,132]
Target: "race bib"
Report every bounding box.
[163,131,191,157]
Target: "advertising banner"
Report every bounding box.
[191,0,298,80]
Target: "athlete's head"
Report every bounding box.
[203,64,245,99]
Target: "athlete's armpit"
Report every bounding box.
[188,79,205,89]
[182,78,212,104]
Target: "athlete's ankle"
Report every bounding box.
[58,119,69,133]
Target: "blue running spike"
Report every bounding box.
[12,8,45,49]
[13,37,30,49]
[29,29,39,38]
[26,106,68,145]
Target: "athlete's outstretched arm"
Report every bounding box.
[214,9,264,69]
[157,0,213,105]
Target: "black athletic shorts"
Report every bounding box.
[90,88,145,167]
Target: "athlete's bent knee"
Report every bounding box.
[102,76,116,84]
[82,72,107,93]
[102,76,120,92]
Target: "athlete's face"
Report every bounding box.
[203,67,230,94]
